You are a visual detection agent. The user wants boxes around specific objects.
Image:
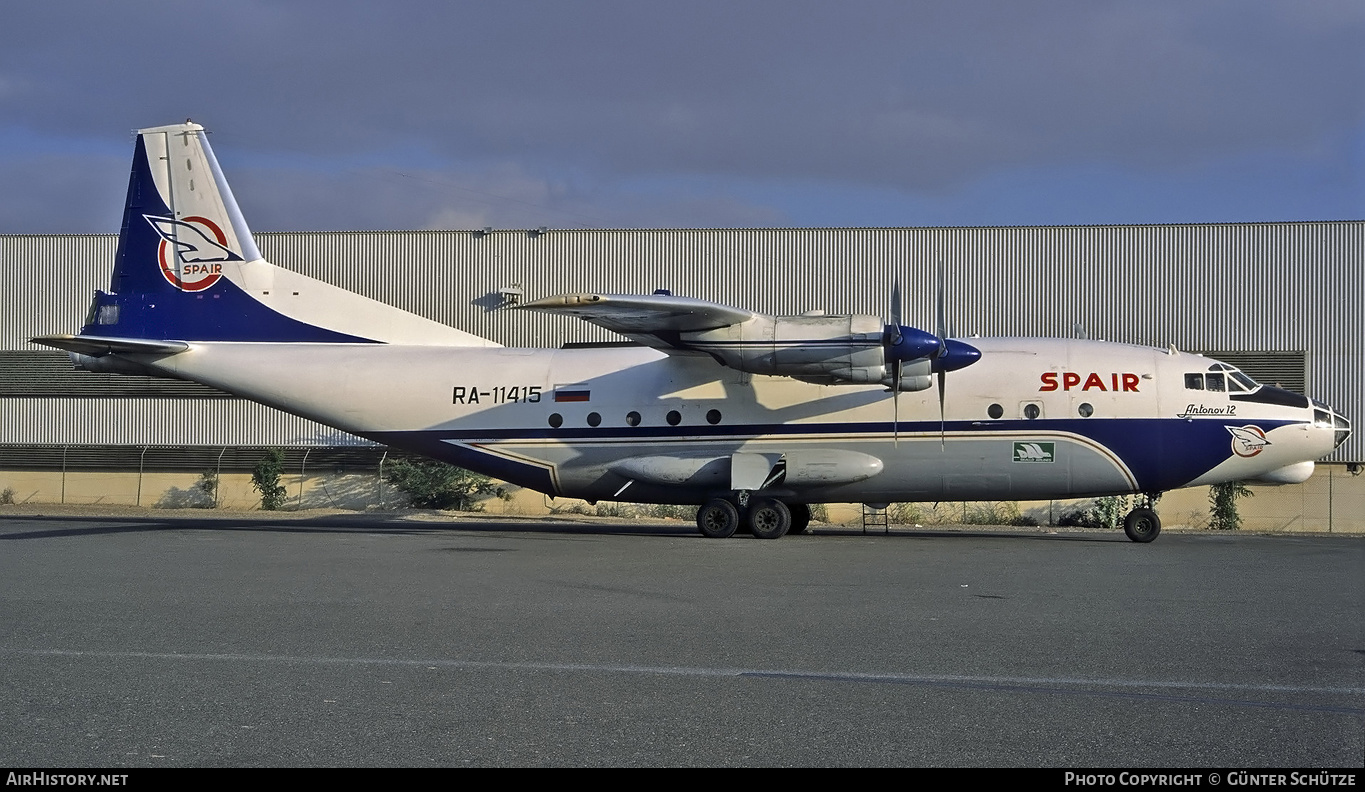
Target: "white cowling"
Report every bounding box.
[610,450,884,489]
[680,315,933,390]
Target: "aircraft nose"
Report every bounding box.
[1333,411,1351,450]
[1317,399,1352,449]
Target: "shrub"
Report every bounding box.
[595,501,636,518]
[645,503,698,520]
[251,449,288,511]
[0,487,14,505]
[195,470,219,508]
[1059,496,1129,529]
[548,500,595,516]
[383,458,504,511]
[964,501,1023,526]
[1208,482,1253,530]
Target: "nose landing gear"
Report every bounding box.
[1122,508,1161,543]
[1122,493,1164,543]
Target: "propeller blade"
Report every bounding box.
[938,369,946,449]
[893,382,900,447]
[889,271,905,448]
[892,359,901,447]
[935,260,947,340]
[891,276,904,330]
[936,260,947,448]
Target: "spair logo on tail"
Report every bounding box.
[144,214,242,292]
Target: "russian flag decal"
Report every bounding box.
[554,386,591,403]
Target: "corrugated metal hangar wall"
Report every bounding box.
[1,221,1360,467]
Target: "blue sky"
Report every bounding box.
[1,1,1361,233]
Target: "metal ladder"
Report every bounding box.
[862,504,889,534]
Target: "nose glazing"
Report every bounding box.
[1333,412,1351,449]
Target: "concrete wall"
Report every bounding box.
[2,465,1361,533]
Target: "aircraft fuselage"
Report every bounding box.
[137,336,1339,505]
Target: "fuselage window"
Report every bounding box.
[987,403,1003,419]
[1185,373,1204,390]
[587,412,601,427]
[666,410,682,426]
[626,411,641,427]
[1023,403,1041,420]
[706,409,722,425]
[548,413,563,428]
[1078,402,1094,417]
[1206,373,1226,392]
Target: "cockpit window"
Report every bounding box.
[1206,373,1226,392]
[1231,371,1259,391]
[1185,373,1204,390]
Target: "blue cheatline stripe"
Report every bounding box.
[367,417,1302,495]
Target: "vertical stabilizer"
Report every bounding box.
[86,121,496,346]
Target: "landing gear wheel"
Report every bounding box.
[697,498,740,539]
[787,503,812,535]
[1123,507,1161,543]
[748,498,792,540]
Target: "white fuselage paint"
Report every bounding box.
[138,336,1337,505]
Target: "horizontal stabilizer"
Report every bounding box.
[31,334,189,357]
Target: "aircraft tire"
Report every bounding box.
[1123,508,1161,543]
[749,498,792,540]
[787,503,812,535]
[697,498,740,539]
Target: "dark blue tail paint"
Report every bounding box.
[82,135,375,344]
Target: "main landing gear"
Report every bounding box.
[696,497,811,540]
[1122,494,1164,543]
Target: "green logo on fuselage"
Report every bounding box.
[1013,441,1055,463]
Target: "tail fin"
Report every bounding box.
[77,121,494,346]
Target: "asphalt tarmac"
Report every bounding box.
[1,510,1362,767]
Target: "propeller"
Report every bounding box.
[931,261,982,447]
[883,277,937,445]
[881,264,982,448]
[889,278,904,445]
[935,262,949,447]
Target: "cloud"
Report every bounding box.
[0,153,127,233]
[228,163,788,232]
[0,1,1360,230]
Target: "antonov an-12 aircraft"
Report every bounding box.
[34,122,1352,541]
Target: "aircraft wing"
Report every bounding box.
[519,293,757,350]
[30,334,190,356]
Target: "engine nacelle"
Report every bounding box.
[680,315,933,390]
